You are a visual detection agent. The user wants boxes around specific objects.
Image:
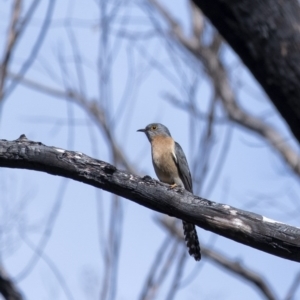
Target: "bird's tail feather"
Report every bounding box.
[182,221,201,261]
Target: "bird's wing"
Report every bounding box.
[174,142,193,193]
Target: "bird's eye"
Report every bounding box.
[152,125,157,130]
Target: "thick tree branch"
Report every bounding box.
[0,266,23,300]
[150,0,300,177]
[192,0,300,144]
[0,135,300,262]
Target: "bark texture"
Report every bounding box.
[0,135,300,262]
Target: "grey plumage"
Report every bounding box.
[174,142,193,192]
[173,142,201,261]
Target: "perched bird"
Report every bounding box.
[138,123,201,261]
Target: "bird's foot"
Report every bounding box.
[168,183,185,193]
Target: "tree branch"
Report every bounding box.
[149,0,300,177]
[0,265,23,300]
[7,72,135,174]
[192,0,300,144]
[0,0,22,100]
[158,217,278,300]
[0,135,300,262]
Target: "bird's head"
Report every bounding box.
[137,123,171,142]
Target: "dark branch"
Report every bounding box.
[0,266,23,300]
[149,0,300,178]
[192,0,300,144]
[0,135,300,262]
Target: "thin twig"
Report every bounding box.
[149,0,300,178]
[158,217,278,300]
[165,248,187,300]
[139,236,172,300]
[0,0,22,100]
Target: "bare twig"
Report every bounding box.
[15,179,68,281]
[0,0,22,100]
[190,0,204,38]
[284,271,300,300]
[149,0,300,178]
[19,230,75,300]
[140,240,179,300]
[191,0,300,145]
[4,0,56,101]
[7,72,135,174]
[158,217,278,300]
[165,248,187,300]
[193,94,217,195]
[139,236,173,300]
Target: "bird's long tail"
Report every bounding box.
[182,221,201,261]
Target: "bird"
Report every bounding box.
[137,123,201,261]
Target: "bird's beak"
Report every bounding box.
[137,128,146,132]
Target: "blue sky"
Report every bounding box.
[0,1,299,299]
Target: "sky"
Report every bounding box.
[0,0,300,300]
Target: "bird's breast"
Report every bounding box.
[151,136,179,184]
